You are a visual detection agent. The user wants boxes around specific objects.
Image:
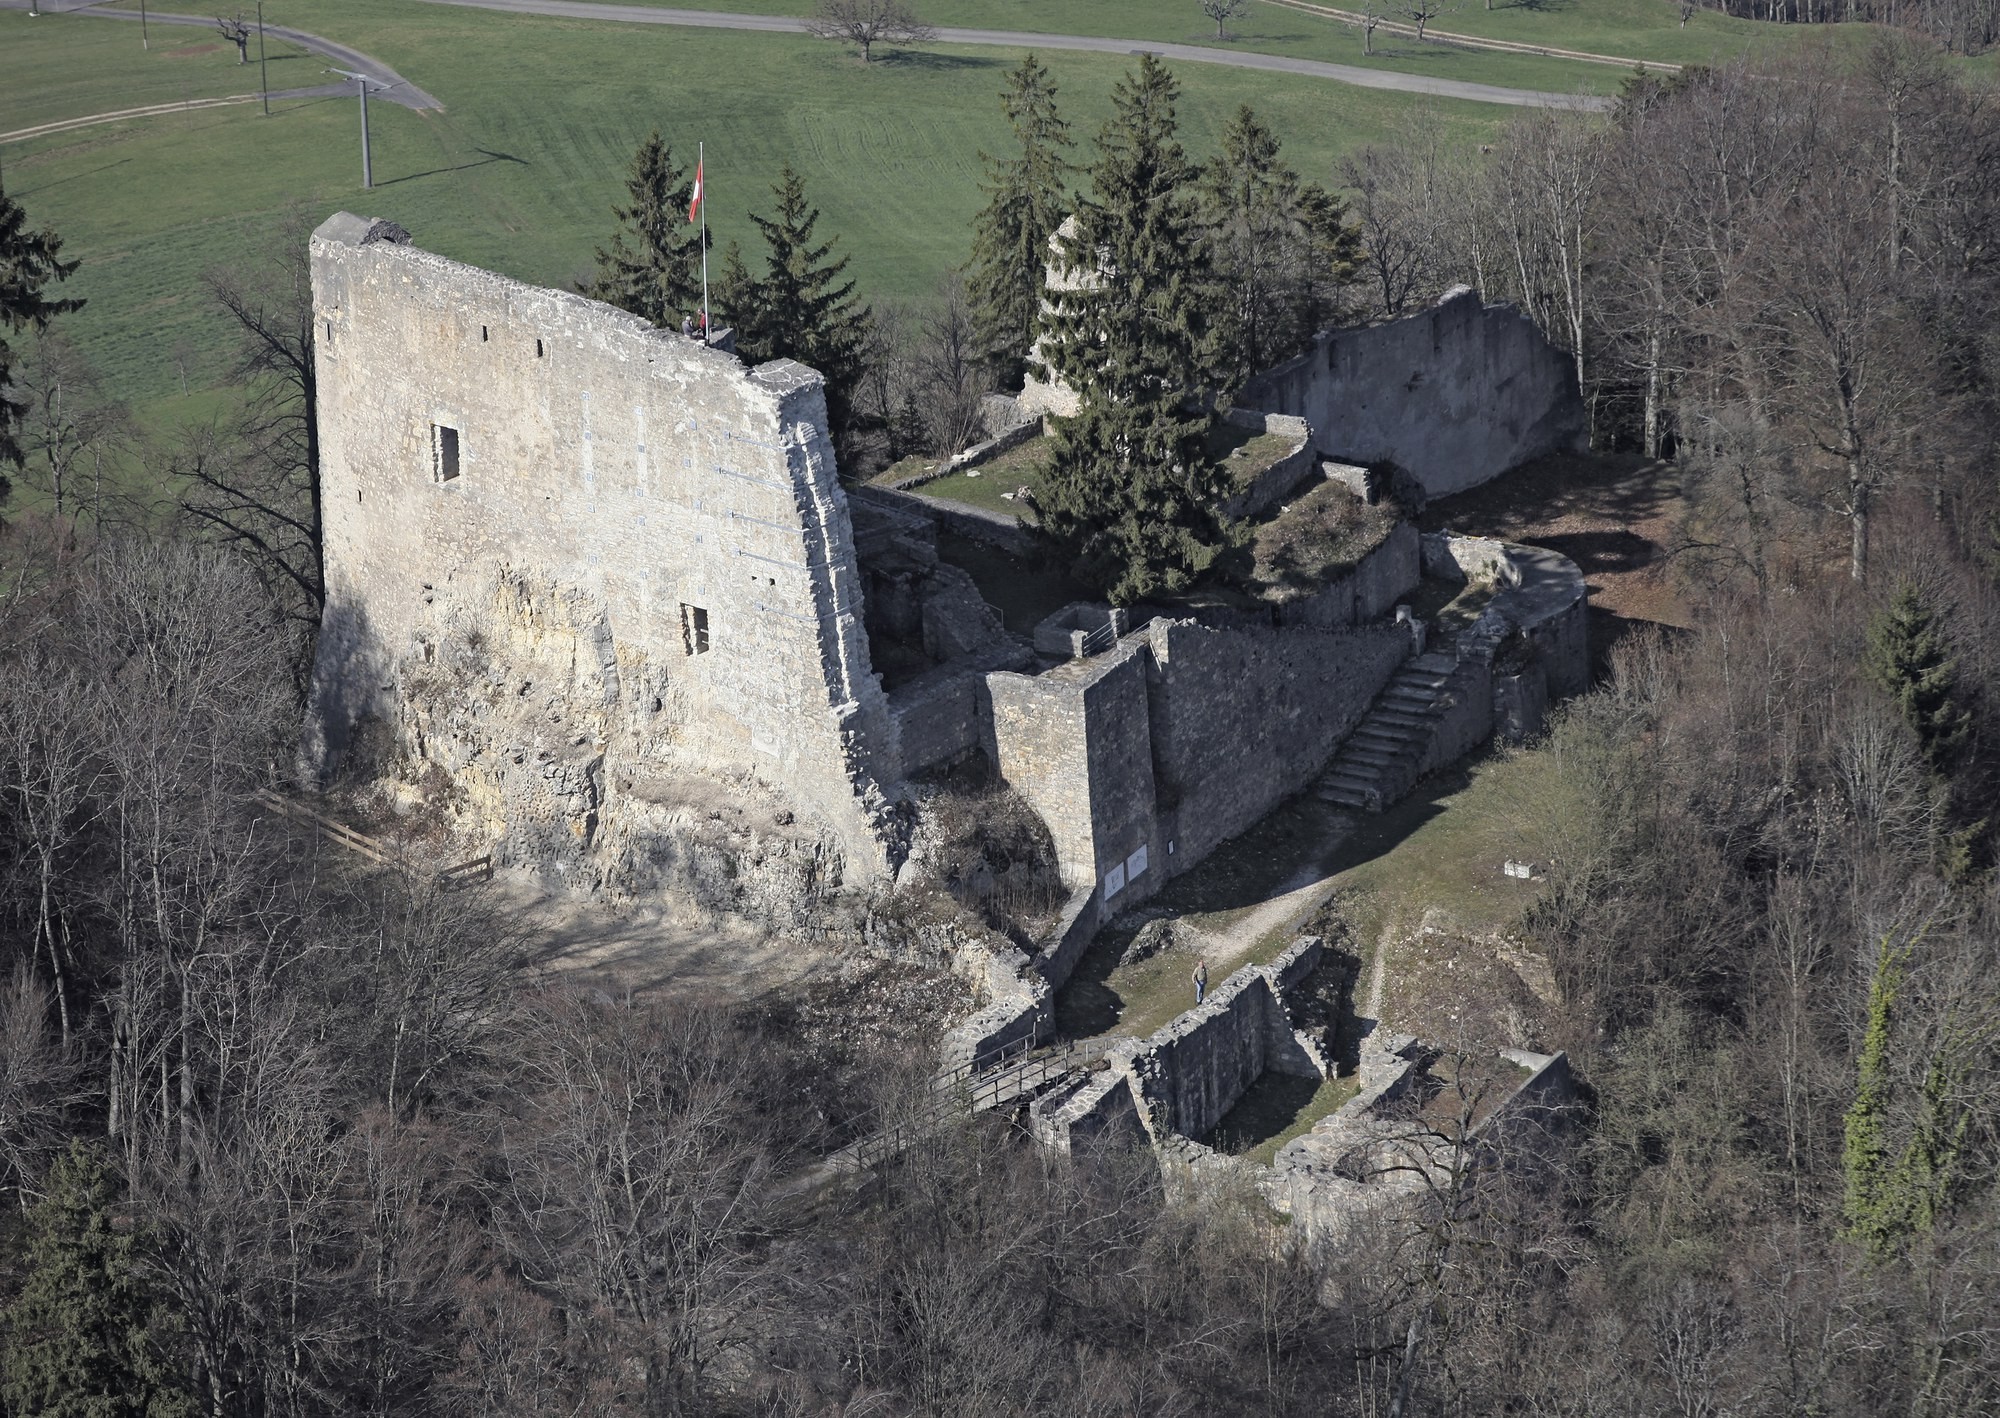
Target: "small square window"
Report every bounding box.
[681,604,710,655]
[431,423,461,482]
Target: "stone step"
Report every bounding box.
[1371,707,1437,730]
[1350,728,1423,754]
[1410,652,1459,674]
[1321,766,1384,793]
[1319,784,1377,810]
[1339,745,1405,769]
[1392,668,1451,688]
[1381,690,1441,712]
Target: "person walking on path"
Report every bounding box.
[1193,958,1208,1006]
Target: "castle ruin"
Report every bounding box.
[304,213,1589,963]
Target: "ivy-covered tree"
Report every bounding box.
[1034,55,1231,604]
[0,1143,189,1418]
[1,179,84,497]
[966,53,1074,388]
[586,132,706,329]
[1200,105,1363,384]
[1865,582,1971,765]
[727,165,872,455]
[1842,932,1972,1258]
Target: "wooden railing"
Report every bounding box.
[251,788,493,884]
[829,1037,1112,1172]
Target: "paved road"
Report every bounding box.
[3,0,442,109]
[416,0,1613,110]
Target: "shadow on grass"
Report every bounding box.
[875,49,1005,70]
[1206,1071,1360,1160]
[376,147,529,187]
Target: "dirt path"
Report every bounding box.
[413,0,1615,110]
[1193,824,1358,975]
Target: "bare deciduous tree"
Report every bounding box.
[215,12,250,62]
[1198,0,1250,39]
[804,0,936,62]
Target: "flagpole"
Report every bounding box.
[699,141,710,344]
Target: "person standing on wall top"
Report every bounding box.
[1193,959,1208,1006]
[682,313,694,338]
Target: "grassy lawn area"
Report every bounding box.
[0,12,321,133]
[1321,741,1570,961]
[1056,794,1353,1041]
[1055,738,1575,1045]
[915,436,1048,518]
[8,0,1511,437]
[573,0,1643,91]
[1206,1071,1361,1164]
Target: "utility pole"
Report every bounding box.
[141,0,150,48]
[256,1,268,114]
[327,68,388,189]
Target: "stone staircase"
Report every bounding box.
[1316,651,1460,812]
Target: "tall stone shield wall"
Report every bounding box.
[303,213,898,879]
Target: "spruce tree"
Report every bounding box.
[731,165,872,454]
[1034,55,1231,604]
[1,1143,188,1418]
[2,178,84,495]
[585,132,705,330]
[966,53,1074,388]
[1864,583,1970,765]
[1200,105,1363,383]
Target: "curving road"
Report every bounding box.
[415,0,1611,110]
[2,0,442,108]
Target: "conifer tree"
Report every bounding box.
[730,165,872,454]
[966,53,1074,388]
[1,179,84,494]
[1865,583,1971,765]
[1034,56,1231,604]
[1,1143,188,1418]
[1200,105,1363,383]
[586,132,705,330]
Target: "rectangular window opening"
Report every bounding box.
[535,338,545,358]
[681,604,710,655]
[480,324,489,342]
[431,423,461,482]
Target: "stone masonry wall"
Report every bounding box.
[305,213,898,877]
[1273,521,1423,631]
[1145,619,1409,870]
[1120,937,1327,1142]
[1239,289,1586,500]
[985,645,1158,899]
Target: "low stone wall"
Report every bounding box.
[891,418,1046,490]
[1035,886,1101,989]
[939,937,1054,1072]
[1418,533,1588,748]
[847,484,1039,559]
[1030,1064,1149,1154]
[1118,937,1327,1142]
[1219,413,1317,523]
[1274,521,1423,631]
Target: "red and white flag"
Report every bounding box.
[688,158,704,224]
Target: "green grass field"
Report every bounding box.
[5,1,1509,428]
[0,16,320,133]
[595,0,1807,82]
